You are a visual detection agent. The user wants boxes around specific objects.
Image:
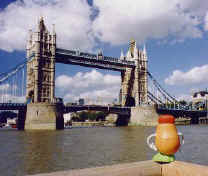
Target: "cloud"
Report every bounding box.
[177,94,192,102]
[55,69,121,104]
[1,0,208,52]
[0,0,94,52]
[204,12,208,31]
[92,0,208,45]
[165,64,208,86]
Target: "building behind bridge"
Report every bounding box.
[192,90,208,103]
[192,90,208,109]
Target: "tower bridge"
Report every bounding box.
[26,17,148,107]
[0,17,206,130]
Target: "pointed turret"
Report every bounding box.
[133,41,138,60]
[52,24,56,45]
[130,39,136,57]
[143,44,146,56]
[38,16,46,32]
[120,49,125,60]
[126,50,131,60]
[142,44,147,61]
[52,24,56,35]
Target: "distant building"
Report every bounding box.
[78,98,85,105]
[7,118,17,125]
[63,113,71,124]
[192,90,208,104]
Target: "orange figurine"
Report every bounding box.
[147,114,184,162]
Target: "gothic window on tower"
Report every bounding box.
[41,60,44,67]
[45,75,47,81]
[44,43,47,50]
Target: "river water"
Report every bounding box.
[0,125,208,176]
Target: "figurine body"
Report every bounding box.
[147,114,184,162]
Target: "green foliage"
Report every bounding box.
[96,112,106,121]
[79,111,88,121]
[179,100,187,106]
[72,111,107,122]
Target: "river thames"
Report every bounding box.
[0,125,208,176]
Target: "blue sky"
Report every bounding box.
[0,0,208,103]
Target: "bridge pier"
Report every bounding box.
[191,115,199,125]
[130,105,158,126]
[17,109,27,130]
[115,114,130,126]
[25,103,64,130]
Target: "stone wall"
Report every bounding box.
[130,105,158,126]
[105,113,118,123]
[25,103,64,130]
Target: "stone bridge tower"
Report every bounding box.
[25,18,63,130]
[121,39,148,106]
[26,17,56,103]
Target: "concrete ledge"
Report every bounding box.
[28,160,161,176]
[162,161,208,176]
[28,160,208,176]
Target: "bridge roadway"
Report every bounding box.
[156,106,207,118]
[0,103,207,121]
[55,48,135,71]
[0,103,130,115]
[63,105,130,115]
[0,103,26,111]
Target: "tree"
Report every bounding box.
[79,111,88,121]
[179,100,187,106]
[96,112,106,121]
[71,111,108,122]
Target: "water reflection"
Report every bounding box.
[22,131,64,174]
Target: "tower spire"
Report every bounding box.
[38,16,46,32]
[130,38,136,57]
[126,50,131,60]
[52,24,56,35]
[143,44,146,55]
[143,44,147,61]
[120,49,124,60]
[133,41,138,59]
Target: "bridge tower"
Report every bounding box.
[121,39,148,106]
[26,17,56,103]
[25,17,64,130]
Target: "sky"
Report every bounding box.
[0,0,208,104]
